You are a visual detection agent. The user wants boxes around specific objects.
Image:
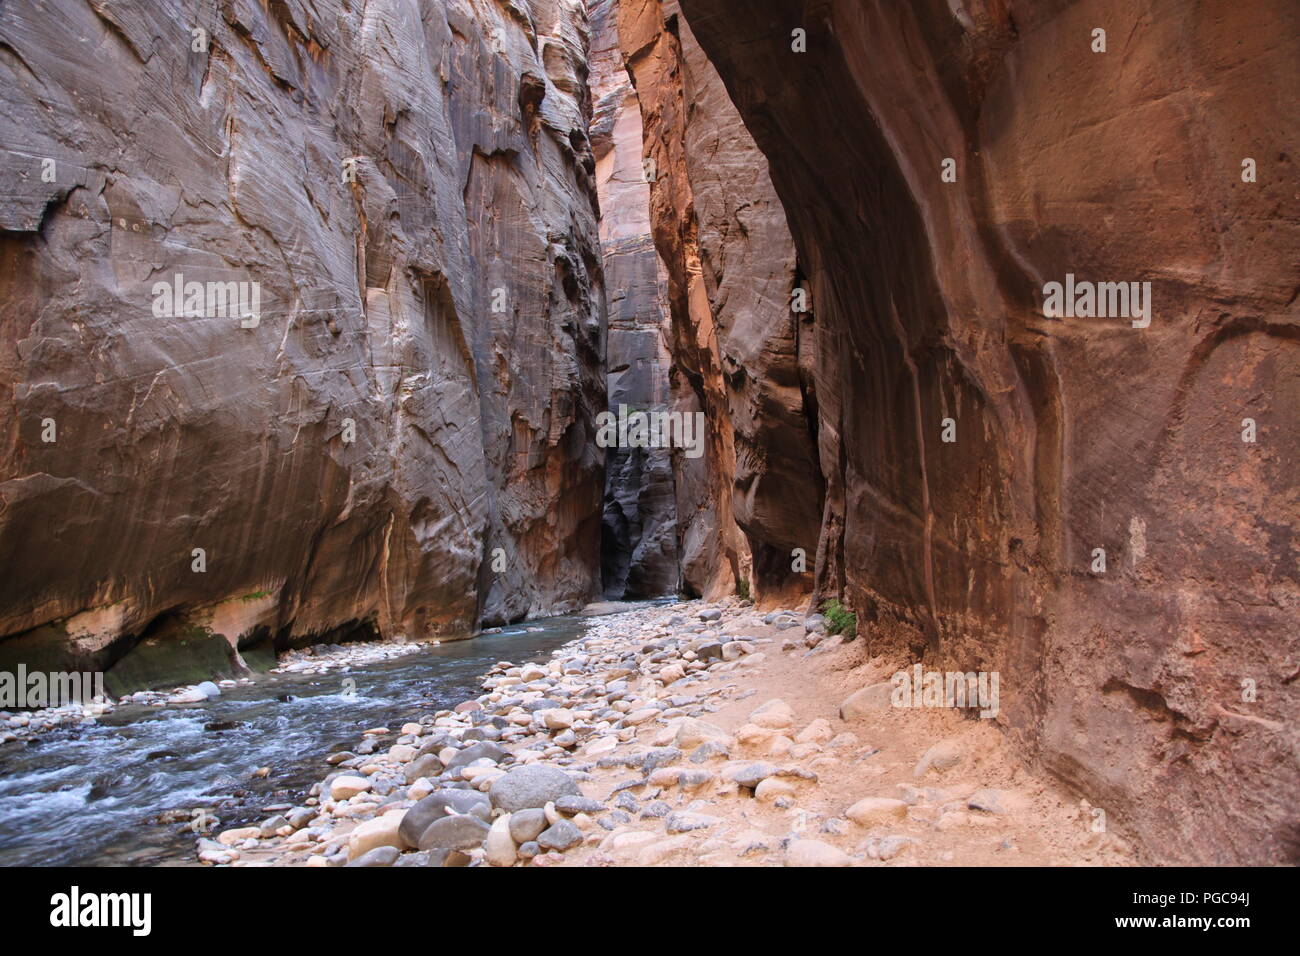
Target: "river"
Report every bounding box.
[0,612,602,866]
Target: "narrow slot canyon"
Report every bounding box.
[0,0,1295,877]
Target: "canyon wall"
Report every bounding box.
[1,0,1293,865]
[588,0,679,599]
[0,0,607,687]
[665,0,1298,863]
[618,0,823,603]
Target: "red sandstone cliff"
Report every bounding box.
[0,0,607,681]
[618,0,824,604]
[623,0,1297,864]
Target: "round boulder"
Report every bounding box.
[417,814,491,852]
[489,765,582,813]
[399,790,492,847]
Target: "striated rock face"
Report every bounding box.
[0,0,606,682]
[587,0,679,599]
[2,0,1293,867]
[617,0,822,602]
[674,0,1299,862]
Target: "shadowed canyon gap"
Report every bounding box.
[0,0,1296,866]
[588,0,680,600]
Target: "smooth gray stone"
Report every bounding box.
[416,814,491,852]
[489,765,581,812]
[537,820,582,851]
[553,794,604,815]
[508,807,548,844]
[399,790,492,846]
[404,754,444,784]
[346,846,400,867]
[731,762,777,789]
[443,741,508,773]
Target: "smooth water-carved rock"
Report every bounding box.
[674,0,1299,864]
[617,0,822,603]
[0,0,607,685]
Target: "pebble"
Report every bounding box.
[329,776,371,801]
[554,794,604,815]
[509,808,548,844]
[348,809,408,859]
[259,814,290,837]
[537,820,582,851]
[216,827,259,846]
[346,846,400,867]
[748,699,795,730]
[721,641,752,661]
[489,765,582,813]
[417,814,491,852]
[795,718,834,744]
[665,811,721,833]
[839,682,892,721]
[485,814,517,866]
[640,801,671,819]
[966,788,1014,814]
[862,835,915,861]
[785,839,852,867]
[754,777,797,802]
[673,718,731,750]
[443,741,508,773]
[845,797,909,826]
[914,739,963,777]
[689,741,730,763]
[726,762,777,790]
[404,754,444,784]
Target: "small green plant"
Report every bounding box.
[736,577,751,601]
[821,599,856,639]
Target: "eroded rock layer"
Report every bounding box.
[0,0,607,682]
[667,0,1298,863]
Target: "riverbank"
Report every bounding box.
[207,599,1135,867]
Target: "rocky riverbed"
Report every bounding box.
[199,600,1136,867]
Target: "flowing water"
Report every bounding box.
[0,613,602,867]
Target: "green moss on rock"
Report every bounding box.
[104,622,240,696]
